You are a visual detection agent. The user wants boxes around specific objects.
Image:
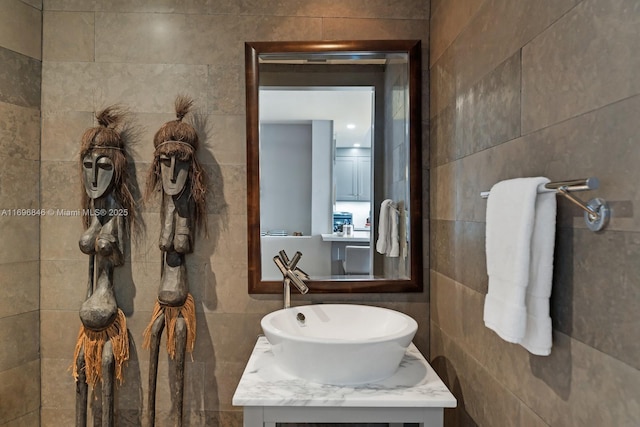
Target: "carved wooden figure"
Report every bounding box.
[143,96,207,426]
[73,107,136,427]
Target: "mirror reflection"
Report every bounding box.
[246,40,422,293]
[260,88,374,280]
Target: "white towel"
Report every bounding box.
[483,177,556,356]
[376,199,399,257]
[389,205,399,257]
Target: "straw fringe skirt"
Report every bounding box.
[142,293,196,359]
[72,309,129,387]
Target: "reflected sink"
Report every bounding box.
[261,304,418,385]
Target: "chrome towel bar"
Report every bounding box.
[480,177,610,232]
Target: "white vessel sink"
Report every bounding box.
[261,304,418,385]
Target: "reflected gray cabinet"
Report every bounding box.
[335,155,370,201]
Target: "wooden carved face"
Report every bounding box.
[159,153,190,196]
[82,152,115,199]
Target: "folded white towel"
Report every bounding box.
[376,199,399,257]
[483,177,556,356]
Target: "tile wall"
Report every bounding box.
[38,1,429,426]
[0,1,42,426]
[429,0,640,425]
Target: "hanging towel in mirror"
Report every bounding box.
[376,199,399,257]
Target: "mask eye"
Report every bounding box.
[96,156,113,170]
[160,155,172,167]
[83,161,93,169]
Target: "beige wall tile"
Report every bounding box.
[40,260,87,310]
[430,162,456,220]
[43,0,96,11]
[0,101,40,161]
[40,358,76,409]
[430,105,455,167]
[430,0,484,65]
[0,47,41,109]
[40,215,85,261]
[0,311,39,369]
[0,216,39,263]
[204,360,247,412]
[433,326,522,427]
[200,312,263,363]
[239,15,322,42]
[1,410,40,427]
[200,114,246,166]
[207,64,246,115]
[40,408,75,427]
[429,47,455,119]
[209,261,281,313]
[518,402,549,427]
[455,52,521,158]
[95,12,240,66]
[41,110,94,161]
[240,0,429,20]
[0,261,39,318]
[40,61,96,112]
[0,157,39,208]
[451,0,579,94]
[0,0,42,60]
[21,0,42,9]
[322,17,428,42]
[552,227,640,369]
[522,0,640,133]
[95,0,239,14]
[198,213,248,265]
[0,361,40,425]
[40,310,78,359]
[43,11,94,62]
[40,160,77,211]
[42,62,210,113]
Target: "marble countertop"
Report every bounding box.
[232,337,457,408]
[320,231,371,242]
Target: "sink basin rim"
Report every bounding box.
[261,303,418,345]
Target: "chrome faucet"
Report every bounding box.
[273,250,309,308]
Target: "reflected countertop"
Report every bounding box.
[321,231,370,242]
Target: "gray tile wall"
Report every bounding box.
[0,1,42,426]
[429,0,640,425]
[39,1,429,426]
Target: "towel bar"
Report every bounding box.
[480,177,610,232]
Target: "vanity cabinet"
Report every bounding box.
[335,154,371,201]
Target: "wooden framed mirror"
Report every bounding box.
[246,40,423,293]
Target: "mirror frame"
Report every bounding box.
[246,39,423,294]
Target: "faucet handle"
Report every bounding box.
[287,269,309,294]
[273,251,310,295]
[293,267,309,281]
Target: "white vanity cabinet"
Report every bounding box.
[335,151,371,202]
[233,337,456,427]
